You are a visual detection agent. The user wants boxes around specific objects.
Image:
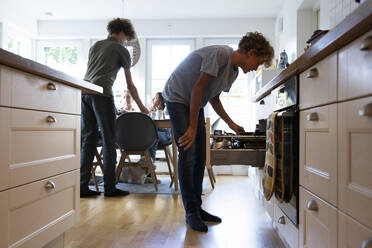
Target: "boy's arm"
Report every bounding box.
[124,69,149,114]
[178,72,213,150]
[209,94,245,134]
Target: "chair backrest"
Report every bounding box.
[116,112,158,151]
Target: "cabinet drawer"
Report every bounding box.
[338,211,372,248]
[274,204,299,248]
[339,30,372,101]
[0,170,79,248]
[300,104,337,206]
[0,107,80,191]
[299,186,337,248]
[256,93,273,120]
[299,52,337,110]
[211,150,265,167]
[0,65,81,114]
[338,96,372,228]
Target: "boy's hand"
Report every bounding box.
[178,127,197,150]
[229,123,245,134]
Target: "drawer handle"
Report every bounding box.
[46,116,57,123]
[359,103,372,117]
[278,216,286,224]
[306,199,319,211]
[360,36,372,51]
[259,100,265,105]
[47,82,57,90]
[305,68,318,78]
[306,112,319,121]
[45,181,55,192]
[361,238,372,248]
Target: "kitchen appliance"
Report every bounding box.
[271,75,299,225]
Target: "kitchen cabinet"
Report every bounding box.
[338,30,372,101]
[338,211,372,248]
[299,53,337,110]
[299,104,338,206]
[299,187,337,248]
[252,2,372,247]
[338,96,372,228]
[0,49,101,248]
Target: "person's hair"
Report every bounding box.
[151,92,165,111]
[107,18,136,40]
[238,32,274,67]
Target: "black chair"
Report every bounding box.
[115,112,159,191]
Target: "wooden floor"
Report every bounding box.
[64,176,285,248]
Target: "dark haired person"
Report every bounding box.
[162,32,274,231]
[80,18,149,197]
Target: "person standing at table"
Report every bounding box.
[162,32,274,231]
[80,18,149,197]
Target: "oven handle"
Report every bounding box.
[277,111,296,117]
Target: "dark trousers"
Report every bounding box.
[80,94,117,193]
[166,101,206,215]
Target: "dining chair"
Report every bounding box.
[115,112,159,191]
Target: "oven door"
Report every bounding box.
[274,109,299,226]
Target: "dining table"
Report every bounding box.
[154,119,179,191]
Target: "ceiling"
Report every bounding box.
[4,0,284,21]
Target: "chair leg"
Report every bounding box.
[91,166,99,192]
[115,150,127,184]
[95,149,104,174]
[207,168,215,189]
[164,146,174,188]
[145,150,158,191]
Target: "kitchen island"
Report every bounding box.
[0,48,102,248]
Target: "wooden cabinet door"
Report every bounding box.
[338,96,372,229]
[0,170,79,248]
[339,30,372,101]
[299,187,337,248]
[0,107,80,190]
[299,52,337,110]
[338,211,372,248]
[300,104,338,206]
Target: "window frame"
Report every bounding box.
[146,38,195,106]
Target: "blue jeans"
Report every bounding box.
[166,101,206,215]
[80,94,117,193]
[149,129,172,161]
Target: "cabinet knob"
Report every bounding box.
[306,112,319,121]
[359,103,372,117]
[360,36,372,51]
[45,181,55,192]
[305,68,318,78]
[278,216,286,224]
[47,82,57,90]
[361,238,372,248]
[46,116,57,123]
[259,100,265,105]
[306,199,319,211]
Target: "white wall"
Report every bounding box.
[275,0,362,64]
[38,18,276,40]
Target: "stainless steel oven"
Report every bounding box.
[271,75,299,226]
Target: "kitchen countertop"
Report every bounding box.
[252,0,372,102]
[0,48,102,94]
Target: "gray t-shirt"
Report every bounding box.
[162,45,238,107]
[84,36,131,96]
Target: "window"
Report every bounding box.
[36,40,85,79]
[203,38,257,132]
[146,39,195,106]
[4,26,32,59]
